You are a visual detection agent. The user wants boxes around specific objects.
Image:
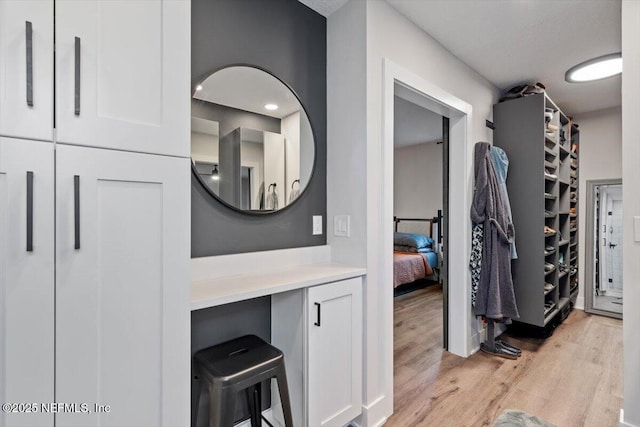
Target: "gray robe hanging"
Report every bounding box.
[470,142,519,320]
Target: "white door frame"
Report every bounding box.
[380,58,474,414]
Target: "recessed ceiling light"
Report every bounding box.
[264,103,278,111]
[565,53,622,83]
[195,84,203,91]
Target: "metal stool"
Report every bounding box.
[193,335,294,427]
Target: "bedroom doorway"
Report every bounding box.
[391,85,450,412]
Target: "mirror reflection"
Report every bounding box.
[191,66,315,212]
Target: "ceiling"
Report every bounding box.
[394,96,442,148]
[194,67,302,119]
[301,0,622,115]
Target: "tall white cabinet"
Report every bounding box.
[54,0,189,156]
[55,146,190,427]
[0,1,190,426]
[0,138,55,427]
[0,1,54,141]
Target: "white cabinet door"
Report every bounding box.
[0,137,54,427]
[55,144,190,427]
[54,0,189,157]
[0,1,53,141]
[307,278,362,427]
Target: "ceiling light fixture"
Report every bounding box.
[264,103,278,111]
[195,84,203,91]
[211,165,219,181]
[565,53,622,83]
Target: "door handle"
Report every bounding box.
[608,243,617,249]
[74,175,80,249]
[74,36,81,115]
[26,171,33,252]
[25,21,33,107]
[314,302,321,327]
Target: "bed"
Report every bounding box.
[393,216,441,288]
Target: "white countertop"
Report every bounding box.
[191,262,366,311]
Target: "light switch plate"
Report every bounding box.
[313,215,323,235]
[334,215,350,237]
[634,216,640,242]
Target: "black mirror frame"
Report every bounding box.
[191,64,318,216]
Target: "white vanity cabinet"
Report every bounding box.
[271,276,363,427]
[0,137,55,427]
[307,278,363,427]
[54,0,190,156]
[0,0,54,141]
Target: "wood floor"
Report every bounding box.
[387,285,623,427]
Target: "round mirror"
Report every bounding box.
[191,66,315,213]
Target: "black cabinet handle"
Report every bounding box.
[26,21,33,107]
[26,171,33,252]
[74,175,80,249]
[74,36,81,115]
[314,302,321,327]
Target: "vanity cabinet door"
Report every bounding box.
[54,0,189,157]
[307,278,362,427]
[55,144,190,427]
[0,1,53,141]
[0,137,54,427]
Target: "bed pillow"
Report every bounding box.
[394,245,433,253]
[393,232,434,250]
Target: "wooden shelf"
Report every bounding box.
[545,193,556,200]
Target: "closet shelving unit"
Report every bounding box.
[493,92,579,329]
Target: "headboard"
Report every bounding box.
[394,214,442,244]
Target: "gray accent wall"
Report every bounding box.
[192,0,327,257]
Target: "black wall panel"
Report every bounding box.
[191,0,327,257]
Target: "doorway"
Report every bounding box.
[381,58,474,421]
[585,179,623,318]
[391,88,450,414]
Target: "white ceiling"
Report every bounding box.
[394,96,442,147]
[194,66,302,119]
[301,0,622,115]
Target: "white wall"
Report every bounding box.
[328,1,499,424]
[573,106,622,309]
[282,111,300,203]
[621,1,640,426]
[393,142,443,220]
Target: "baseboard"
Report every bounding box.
[575,295,585,310]
[620,409,639,427]
[361,394,390,427]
